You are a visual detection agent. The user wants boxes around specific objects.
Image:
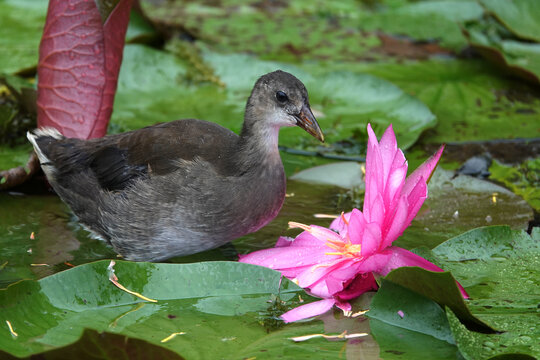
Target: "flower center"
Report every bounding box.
[325,238,362,258]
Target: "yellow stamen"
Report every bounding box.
[288,221,311,231]
[324,238,362,258]
[340,212,349,225]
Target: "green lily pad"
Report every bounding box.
[0,0,47,74]
[418,226,540,359]
[447,309,536,360]
[466,27,540,85]
[0,328,184,360]
[367,279,461,360]
[353,59,540,144]
[480,0,540,42]
[0,260,347,358]
[382,267,495,333]
[290,162,365,188]
[140,0,381,62]
[360,0,483,50]
[489,158,540,212]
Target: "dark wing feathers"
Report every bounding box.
[41,119,240,192]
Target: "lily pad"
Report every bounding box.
[367,279,461,360]
[0,260,346,359]
[290,162,365,189]
[480,0,540,42]
[0,0,47,74]
[360,0,483,50]
[489,158,540,212]
[466,27,540,85]
[353,59,540,144]
[421,226,540,359]
[0,328,184,360]
[140,0,380,62]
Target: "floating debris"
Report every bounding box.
[6,320,17,337]
[30,232,35,240]
[290,331,368,342]
[397,310,405,318]
[313,213,339,219]
[160,332,186,343]
[30,263,49,267]
[350,309,369,318]
[107,261,157,303]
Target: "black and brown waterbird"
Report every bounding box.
[28,70,324,261]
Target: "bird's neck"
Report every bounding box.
[237,114,283,172]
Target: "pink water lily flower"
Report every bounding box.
[240,124,468,322]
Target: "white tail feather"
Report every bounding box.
[27,127,63,167]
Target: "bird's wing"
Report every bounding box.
[86,119,239,191]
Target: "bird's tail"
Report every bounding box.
[27,127,64,165]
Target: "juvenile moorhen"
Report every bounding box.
[28,70,324,261]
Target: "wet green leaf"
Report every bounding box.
[141,0,380,62]
[466,27,540,84]
[489,158,540,212]
[447,309,536,360]
[422,226,540,359]
[354,59,540,144]
[382,267,495,333]
[367,280,461,359]
[0,260,340,358]
[360,0,483,50]
[0,0,47,74]
[480,0,540,42]
[0,328,183,360]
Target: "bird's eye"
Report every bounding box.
[276,91,288,103]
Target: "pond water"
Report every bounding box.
[1,169,532,287]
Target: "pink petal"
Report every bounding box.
[297,258,353,294]
[369,193,385,226]
[330,211,352,235]
[381,196,409,249]
[336,272,378,300]
[281,298,336,323]
[239,246,334,270]
[275,236,294,247]
[361,222,382,257]
[288,231,328,247]
[335,300,352,312]
[402,145,444,198]
[385,162,407,209]
[379,124,398,182]
[404,178,428,227]
[378,247,469,299]
[347,208,365,245]
[346,251,393,275]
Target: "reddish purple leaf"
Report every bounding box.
[37,0,133,139]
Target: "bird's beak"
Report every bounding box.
[294,103,324,142]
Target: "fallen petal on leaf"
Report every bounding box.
[160,332,186,343]
[107,260,157,303]
[289,331,368,342]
